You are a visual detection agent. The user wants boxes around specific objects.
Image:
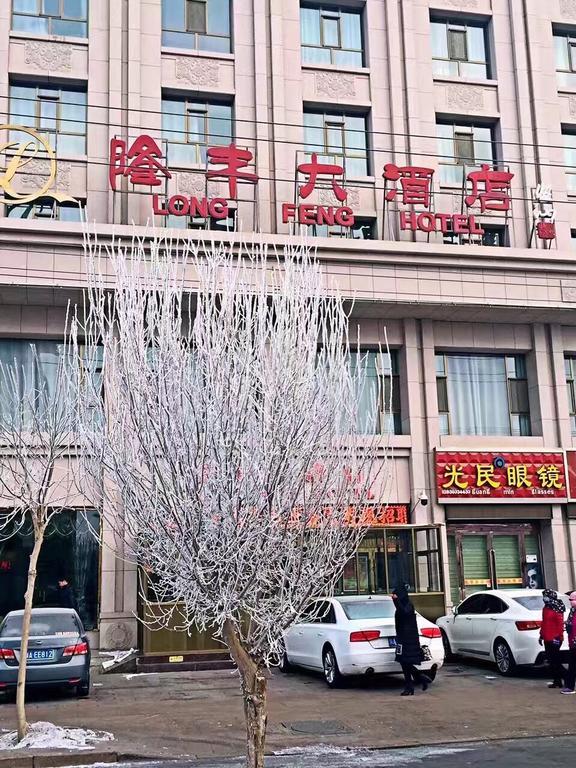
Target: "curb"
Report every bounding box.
[0,752,118,767]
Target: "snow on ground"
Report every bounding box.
[0,721,114,750]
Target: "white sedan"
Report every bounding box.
[437,589,571,676]
[280,595,445,687]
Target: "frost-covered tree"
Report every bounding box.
[71,236,390,768]
[0,347,79,741]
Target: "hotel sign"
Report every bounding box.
[0,124,78,206]
[436,451,568,503]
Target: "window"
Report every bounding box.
[0,510,100,630]
[564,130,576,194]
[437,121,495,185]
[7,199,84,221]
[457,593,487,615]
[554,30,576,90]
[353,350,401,435]
[565,357,576,435]
[162,0,231,53]
[306,217,375,239]
[482,595,508,614]
[162,98,233,166]
[571,228,576,248]
[436,353,531,436]
[12,0,87,37]
[443,223,508,247]
[300,5,363,68]
[304,110,369,176]
[164,209,236,232]
[431,18,489,79]
[9,84,87,156]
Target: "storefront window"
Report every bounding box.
[336,526,441,596]
[0,510,100,630]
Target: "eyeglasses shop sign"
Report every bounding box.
[436,451,568,503]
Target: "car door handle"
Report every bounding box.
[316,633,324,637]
[490,617,498,621]
[298,631,304,635]
[465,617,472,621]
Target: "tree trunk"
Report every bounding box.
[223,620,268,768]
[16,529,44,742]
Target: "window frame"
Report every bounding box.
[162,97,234,167]
[431,17,490,80]
[554,30,576,90]
[161,0,232,53]
[565,356,576,436]
[303,109,370,177]
[436,352,531,437]
[9,83,87,157]
[563,129,576,194]
[300,4,364,68]
[437,120,496,186]
[353,349,401,436]
[12,0,88,38]
[6,198,85,221]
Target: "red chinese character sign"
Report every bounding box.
[383,162,514,238]
[282,153,353,227]
[109,136,172,191]
[436,451,567,503]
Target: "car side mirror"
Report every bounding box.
[452,606,458,616]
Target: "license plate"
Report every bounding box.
[27,649,55,662]
[388,637,397,648]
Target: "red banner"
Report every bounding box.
[436,451,567,503]
[566,450,576,500]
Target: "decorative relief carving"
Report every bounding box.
[569,96,576,117]
[560,0,576,19]
[101,621,135,651]
[562,280,576,302]
[18,160,72,192]
[315,72,356,99]
[446,84,484,111]
[177,171,224,197]
[24,41,72,71]
[318,188,360,207]
[175,57,220,87]
[438,0,478,8]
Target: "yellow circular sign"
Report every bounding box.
[0,125,59,206]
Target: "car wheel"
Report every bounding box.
[76,675,90,698]
[278,649,293,673]
[494,639,516,676]
[322,646,343,689]
[440,630,454,661]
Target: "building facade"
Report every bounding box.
[2,0,576,655]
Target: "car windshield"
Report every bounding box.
[340,600,395,620]
[513,595,570,612]
[0,613,79,638]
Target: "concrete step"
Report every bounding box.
[136,652,235,674]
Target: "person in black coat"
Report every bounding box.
[56,579,78,612]
[392,583,431,696]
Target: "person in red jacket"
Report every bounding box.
[540,589,566,689]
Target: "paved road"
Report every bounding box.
[80,736,576,767]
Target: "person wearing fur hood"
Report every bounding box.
[540,588,566,689]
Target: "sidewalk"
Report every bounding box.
[1,661,576,764]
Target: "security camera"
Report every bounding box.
[419,491,429,507]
